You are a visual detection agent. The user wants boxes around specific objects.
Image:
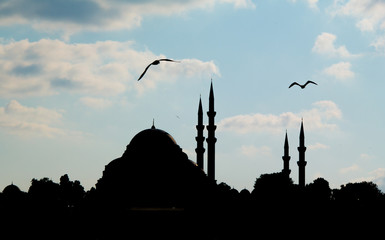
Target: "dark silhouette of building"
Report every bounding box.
[1,183,28,207]
[2,79,385,239]
[297,119,307,187]
[95,123,212,208]
[3,183,22,196]
[195,96,205,170]
[282,131,291,177]
[206,81,217,181]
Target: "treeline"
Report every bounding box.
[2,172,383,208]
[0,174,86,210]
[1,173,384,239]
[252,172,384,202]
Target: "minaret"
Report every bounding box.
[195,96,205,170]
[206,81,217,181]
[297,119,307,187]
[282,130,291,177]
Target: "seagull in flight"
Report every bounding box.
[137,59,180,81]
[289,80,318,89]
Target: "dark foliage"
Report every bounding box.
[333,181,384,201]
[252,172,295,201]
[1,173,384,239]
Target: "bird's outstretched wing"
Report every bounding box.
[137,63,153,81]
[159,58,180,63]
[304,80,317,86]
[138,59,180,81]
[289,82,300,88]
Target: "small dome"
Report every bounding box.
[3,184,21,195]
[240,188,251,195]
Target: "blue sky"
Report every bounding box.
[1,0,385,192]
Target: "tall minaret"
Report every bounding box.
[195,96,205,170]
[297,119,307,187]
[282,130,291,177]
[206,81,217,181]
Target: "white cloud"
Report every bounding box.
[0,0,255,37]
[356,18,375,32]
[330,0,385,33]
[370,36,385,52]
[288,0,319,9]
[308,142,330,150]
[80,97,112,110]
[330,1,385,54]
[360,153,375,161]
[218,100,342,134]
[218,112,299,134]
[312,32,356,58]
[240,145,272,158]
[307,0,319,9]
[323,61,355,80]
[340,163,360,174]
[369,168,385,191]
[0,39,219,98]
[0,100,67,138]
[221,0,256,9]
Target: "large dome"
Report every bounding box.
[121,125,183,159]
[128,125,177,150]
[96,125,211,208]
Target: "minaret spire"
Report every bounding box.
[282,130,291,177]
[206,81,217,181]
[299,118,304,147]
[297,119,307,187]
[195,95,205,170]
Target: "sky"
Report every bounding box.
[1,0,385,192]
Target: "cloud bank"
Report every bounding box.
[0,39,219,98]
[0,100,66,138]
[330,0,385,55]
[331,0,385,33]
[0,0,255,37]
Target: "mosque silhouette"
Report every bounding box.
[1,82,385,239]
[95,81,309,204]
[94,82,221,208]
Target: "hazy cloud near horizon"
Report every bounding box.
[218,100,342,134]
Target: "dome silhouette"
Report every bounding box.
[122,125,181,161]
[95,125,211,208]
[3,183,21,195]
[129,125,177,148]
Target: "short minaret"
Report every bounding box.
[195,96,205,170]
[282,130,291,177]
[206,82,217,181]
[297,119,307,187]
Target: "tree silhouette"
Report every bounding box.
[333,181,383,202]
[252,172,294,201]
[306,177,331,201]
[59,174,85,207]
[28,177,60,203]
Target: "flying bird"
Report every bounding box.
[137,59,179,81]
[289,80,318,89]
